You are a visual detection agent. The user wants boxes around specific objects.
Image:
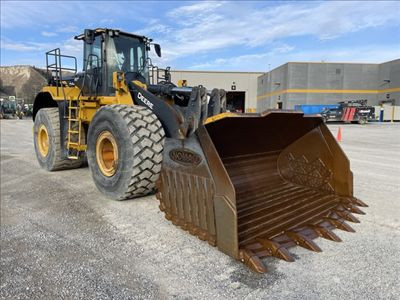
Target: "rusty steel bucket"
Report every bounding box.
[156,110,367,273]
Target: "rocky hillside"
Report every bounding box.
[0,66,48,103]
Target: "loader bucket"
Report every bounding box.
[156,110,367,273]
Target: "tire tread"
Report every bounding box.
[94,105,165,200]
[35,108,82,171]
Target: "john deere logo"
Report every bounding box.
[169,148,201,166]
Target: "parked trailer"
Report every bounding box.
[320,100,375,124]
[295,101,375,124]
[294,104,339,115]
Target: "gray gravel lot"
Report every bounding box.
[1,119,399,299]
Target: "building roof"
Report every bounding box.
[170,70,264,75]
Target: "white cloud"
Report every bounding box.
[143,1,400,64]
[189,44,295,70]
[1,40,39,52]
[137,22,172,36]
[0,1,147,30]
[168,1,224,15]
[282,45,400,65]
[99,18,114,24]
[1,37,83,68]
[1,1,73,29]
[57,26,80,33]
[1,1,399,70]
[41,31,58,37]
[1,37,81,53]
[189,44,400,71]
[61,38,83,56]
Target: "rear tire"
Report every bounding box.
[87,105,165,200]
[34,108,83,171]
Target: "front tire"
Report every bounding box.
[87,105,165,200]
[33,108,83,171]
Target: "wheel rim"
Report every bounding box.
[38,124,49,157]
[96,131,118,177]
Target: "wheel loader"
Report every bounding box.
[32,28,367,273]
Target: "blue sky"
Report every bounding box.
[1,1,399,71]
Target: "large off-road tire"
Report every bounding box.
[87,105,165,200]
[33,108,83,171]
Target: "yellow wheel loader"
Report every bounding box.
[33,28,367,273]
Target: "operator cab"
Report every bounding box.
[74,28,161,96]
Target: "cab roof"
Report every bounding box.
[74,28,149,42]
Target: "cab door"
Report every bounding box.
[82,34,103,95]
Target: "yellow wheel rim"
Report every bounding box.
[38,124,49,157]
[96,131,118,177]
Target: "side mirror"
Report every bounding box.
[84,29,94,44]
[154,44,161,57]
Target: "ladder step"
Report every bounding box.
[68,130,79,134]
[68,156,80,160]
[68,144,86,151]
[69,107,79,110]
[69,119,79,121]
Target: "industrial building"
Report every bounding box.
[257,59,400,110]
[169,59,399,113]
[170,70,263,112]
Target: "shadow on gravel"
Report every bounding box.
[229,258,286,289]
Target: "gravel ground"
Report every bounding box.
[1,119,399,299]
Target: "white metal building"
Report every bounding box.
[170,70,263,112]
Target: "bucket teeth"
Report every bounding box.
[341,203,365,215]
[256,238,295,262]
[325,217,355,232]
[335,210,360,223]
[286,231,322,252]
[157,114,369,275]
[344,196,368,207]
[309,224,342,242]
[352,197,368,207]
[239,249,267,273]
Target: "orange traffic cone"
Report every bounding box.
[336,127,342,142]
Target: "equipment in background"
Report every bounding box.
[23,104,34,117]
[0,99,17,119]
[320,100,375,124]
[294,104,339,115]
[16,103,24,119]
[31,28,366,273]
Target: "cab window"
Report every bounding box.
[84,35,102,70]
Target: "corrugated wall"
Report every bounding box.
[378,59,400,104]
[257,59,400,110]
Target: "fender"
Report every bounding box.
[33,92,69,159]
[129,82,186,139]
[32,92,58,121]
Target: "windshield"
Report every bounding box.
[106,35,148,89]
